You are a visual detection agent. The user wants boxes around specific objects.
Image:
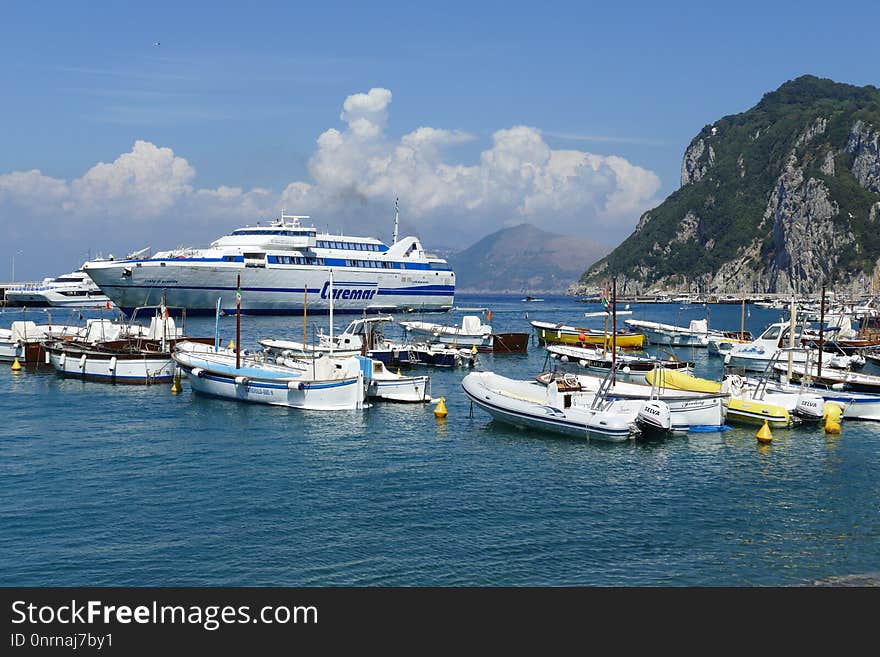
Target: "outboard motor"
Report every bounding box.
[794,394,826,421]
[636,400,672,437]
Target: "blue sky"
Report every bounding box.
[2,0,878,280]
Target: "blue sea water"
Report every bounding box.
[1,294,878,586]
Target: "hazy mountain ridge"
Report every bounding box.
[448,223,608,293]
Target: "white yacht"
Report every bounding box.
[5,269,114,308]
[83,209,455,316]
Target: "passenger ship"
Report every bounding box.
[5,268,114,308]
[83,211,455,316]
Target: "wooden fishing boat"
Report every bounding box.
[545,344,693,381]
[529,320,644,350]
[44,305,211,384]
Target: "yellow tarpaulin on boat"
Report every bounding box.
[644,368,790,427]
[645,368,721,393]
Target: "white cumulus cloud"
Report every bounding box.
[0,86,661,276]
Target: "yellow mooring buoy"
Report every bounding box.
[824,403,842,434]
[434,396,448,419]
[756,418,773,443]
[11,357,22,372]
[170,371,182,394]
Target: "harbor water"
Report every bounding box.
[1,295,878,586]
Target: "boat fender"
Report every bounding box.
[109,356,117,372]
[578,360,587,367]
[234,376,249,385]
[622,365,631,374]
[550,352,558,359]
[191,367,205,378]
[560,355,569,362]
[79,354,87,369]
[831,383,846,391]
[59,352,66,367]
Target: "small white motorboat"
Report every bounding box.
[624,318,715,347]
[461,370,671,442]
[277,352,431,403]
[545,344,694,382]
[535,370,727,432]
[400,315,492,348]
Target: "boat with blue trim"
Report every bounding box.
[172,341,368,410]
[82,208,455,316]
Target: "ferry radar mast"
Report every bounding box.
[392,198,399,245]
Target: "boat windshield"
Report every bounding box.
[761,326,782,340]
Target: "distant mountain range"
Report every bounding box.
[572,75,880,297]
[447,223,608,293]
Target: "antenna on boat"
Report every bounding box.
[392,197,399,245]
[329,268,334,357]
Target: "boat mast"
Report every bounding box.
[818,285,825,377]
[392,197,399,245]
[329,268,334,357]
[236,273,241,370]
[214,297,221,351]
[611,277,617,382]
[303,286,308,348]
[787,296,796,381]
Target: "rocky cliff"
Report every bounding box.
[572,75,880,296]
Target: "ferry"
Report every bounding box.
[5,268,114,308]
[83,209,455,316]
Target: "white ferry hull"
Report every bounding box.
[85,261,454,315]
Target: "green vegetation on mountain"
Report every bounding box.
[575,75,880,295]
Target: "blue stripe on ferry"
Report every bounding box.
[119,257,451,270]
[102,283,454,294]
